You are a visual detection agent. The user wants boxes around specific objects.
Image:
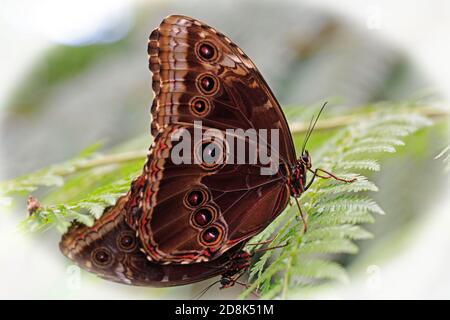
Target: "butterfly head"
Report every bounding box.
[289,102,328,196]
[300,150,312,170]
[289,157,309,197]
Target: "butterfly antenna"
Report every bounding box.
[193,280,221,300]
[301,101,328,154]
[246,238,276,246]
[301,115,315,155]
[252,241,290,254]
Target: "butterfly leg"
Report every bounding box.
[219,251,251,288]
[305,168,356,191]
[293,197,307,233]
[194,252,250,299]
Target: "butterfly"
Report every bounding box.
[60,195,250,287]
[60,15,354,287]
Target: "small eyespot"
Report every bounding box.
[117,231,137,252]
[91,247,114,268]
[200,76,214,91]
[195,140,224,170]
[188,191,204,207]
[190,97,210,116]
[184,188,208,209]
[202,142,218,163]
[196,41,218,61]
[200,225,223,246]
[196,74,219,95]
[193,208,213,227]
[191,205,217,228]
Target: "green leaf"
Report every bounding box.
[292,259,349,283]
[240,108,431,299]
[298,239,359,255]
[303,225,373,242]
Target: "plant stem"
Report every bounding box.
[289,106,449,133]
[76,150,146,171]
[0,150,147,195]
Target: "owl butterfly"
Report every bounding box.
[60,15,354,287]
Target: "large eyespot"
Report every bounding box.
[196,74,219,95]
[196,41,218,62]
[194,139,225,171]
[117,231,137,252]
[190,97,211,116]
[184,188,209,209]
[199,225,223,246]
[191,205,217,228]
[91,247,114,268]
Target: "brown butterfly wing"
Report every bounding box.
[125,15,295,264]
[149,15,296,162]
[125,125,290,263]
[60,195,243,287]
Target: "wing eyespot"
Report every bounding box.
[117,231,138,252]
[195,41,219,62]
[184,188,209,209]
[194,139,225,171]
[199,225,223,246]
[91,247,114,268]
[189,97,211,116]
[190,205,217,228]
[196,73,220,96]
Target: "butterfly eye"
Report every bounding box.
[196,41,218,61]
[184,188,208,208]
[200,225,223,246]
[190,97,210,116]
[117,231,137,252]
[197,74,219,95]
[91,247,114,268]
[191,205,217,228]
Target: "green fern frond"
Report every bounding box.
[310,210,376,226]
[315,176,378,194]
[239,110,431,299]
[291,259,349,283]
[3,149,145,233]
[335,159,380,171]
[19,178,134,233]
[314,196,385,215]
[302,225,373,242]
